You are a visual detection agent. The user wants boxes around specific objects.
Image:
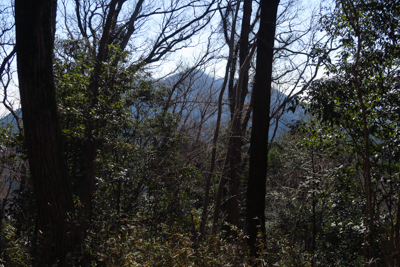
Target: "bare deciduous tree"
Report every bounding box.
[0,4,20,130]
[57,0,219,239]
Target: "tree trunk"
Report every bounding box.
[246,0,279,256]
[394,167,400,266]
[198,50,232,243]
[15,0,74,265]
[225,0,252,231]
[197,1,240,243]
[340,1,375,261]
[78,0,119,235]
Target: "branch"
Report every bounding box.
[144,1,217,64]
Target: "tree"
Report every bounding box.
[259,121,367,266]
[15,0,74,265]
[56,0,218,235]
[7,0,384,264]
[0,3,20,129]
[307,0,400,264]
[54,32,221,253]
[246,0,280,255]
[207,0,329,240]
[223,0,253,231]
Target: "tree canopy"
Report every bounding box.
[0,0,399,266]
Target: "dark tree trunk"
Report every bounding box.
[246,0,279,256]
[225,0,252,230]
[238,0,252,107]
[15,0,74,265]
[198,1,241,243]
[78,0,119,235]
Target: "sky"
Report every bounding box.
[0,0,325,118]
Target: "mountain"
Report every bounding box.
[161,70,306,138]
[269,89,307,138]
[0,72,306,139]
[0,109,22,133]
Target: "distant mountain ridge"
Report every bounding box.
[0,73,306,138]
[0,109,22,132]
[162,70,306,138]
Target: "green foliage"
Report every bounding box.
[53,39,210,263]
[0,125,33,267]
[0,217,31,267]
[304,0,400,263]
[4,1,400,265]
[263,122,368,266]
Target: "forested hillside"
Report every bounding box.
[0,0,399,266]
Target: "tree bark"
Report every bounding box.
[225,0,253,230]
[79,0,121,235]
[197,1,240,243]
[246,0,279,256]
[15,0,74,265]
[340,1,375,263]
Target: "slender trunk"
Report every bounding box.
[357,83,375,265]
[311,149,316,267]
[212,154,230,235]
[352,33,374,260]
[197,1,240,243]
[79,0,119,235]
[246,0,280,256]
[225,0,253,230]
[339,2,376,263]
[228,46,239,118]
[394,162,400,266]
[198,52,232,243]
[225,117,242,229]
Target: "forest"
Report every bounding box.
[0,0,399,266]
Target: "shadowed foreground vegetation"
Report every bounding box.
[1,0,400,266]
